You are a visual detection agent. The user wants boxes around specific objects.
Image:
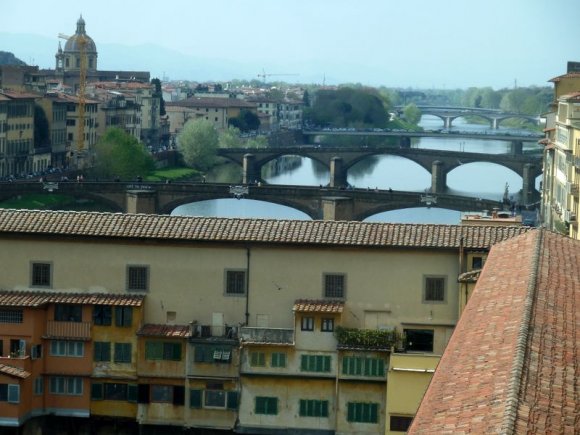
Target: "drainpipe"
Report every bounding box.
[245,247,250,326]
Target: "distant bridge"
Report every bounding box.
[217,146,542,205]
[0,181,510,222]
[394,105,541,129]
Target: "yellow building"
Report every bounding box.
[0,209,529,432]
[0,90,37,178]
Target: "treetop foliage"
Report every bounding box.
[93,128,154,179]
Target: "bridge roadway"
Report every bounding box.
[392,105,541,129]
[0,181,506,222]
[217,146,542,205]
[303,129,542,141]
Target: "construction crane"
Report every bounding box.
[58,32,87,167]
[257,69,299,84]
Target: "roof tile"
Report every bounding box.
[0,290,144,307]
[137,324,191,338]
[293,299,344,313]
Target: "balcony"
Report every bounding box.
[239,327,294,345]
[190,324,239,340]
[44,321,91,340]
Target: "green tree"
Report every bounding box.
[245,136,268,148]
[228,109,260,132]
[219,126,243,148]
[403,103,422,125]
[93,128,154,179]
[177,119,218,170]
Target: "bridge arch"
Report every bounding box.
[495,115,539,128]
[159,193,318,219]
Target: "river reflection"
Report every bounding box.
[172,116,542,223]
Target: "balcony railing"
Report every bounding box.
[191,324,239,340]
[239,327,294,345]
[44,321,91,340]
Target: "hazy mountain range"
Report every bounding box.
[0,32,351,85]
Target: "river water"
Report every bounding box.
[172,116,543,224]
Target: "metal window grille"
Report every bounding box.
[32,263,51,287]
[425,277,445,302]
[226,270,246,295]
[0,310,23,324]
[324,274,345,298]
[127,266,148,291]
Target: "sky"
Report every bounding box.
[2,0,579,89]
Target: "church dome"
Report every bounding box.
[64,15,97,53]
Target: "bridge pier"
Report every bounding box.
[330,157,348,188]
[322,197,354,221]
[243,154,260,184]
[521,163,536,206]
[492,118,499,129]
[510,141,523,155]
[127,190,158,214]
[444,117,452,129]
[431,161,447,194]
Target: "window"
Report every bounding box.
[347,402,379,423]
[31,344,42,359]
[0,384,19,403]
[390,415,413,432]
[0,309,23,324]
[94,341,111,362]
[93,305,112,326]
[50,340,84,357]
[255,396,278,415]
[471,256,483,269]
[145,341,182,361]
[34,377,43,395]
[194,344,232,363]
[250,351,265,367]
[49,376,83,395]
[271,352,286,368]
[301,316,314,331]
[225,270,246,295]
[151,385,172,403]
[424,276,446,302]
[342,356,385,377]
[205,385,226,408]
[114,343,132,363]
[299,399,329,417]
[54,304,82,322]
[103,383,131,401]
[321,318,334,332]
[115,306,133,327]
[324,273,345,298]
[127,265,149,291]
[404,329,434,352]
[301,355,331,372]
[31,262,52,287]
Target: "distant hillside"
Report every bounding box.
[0,51,26,66]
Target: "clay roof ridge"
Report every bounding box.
[500,229,543,434]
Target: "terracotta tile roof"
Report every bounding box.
[168,97,256,109]
[0,209,531,250]
[549,72,580,82]
[293,299,344,313]
[410,230,580,434]
[0,290,144,307]
[137,324,191,338]
[0,364,31,379]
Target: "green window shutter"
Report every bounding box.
[7,385,19,404]
[255,397,264,414]
[127,384,138,402]
[299,399,306,416]
[347,402,355,422]
[269,398,278,415]
[343,356,350,375]
[370,403,378,423]
[321,400,329,417]
[172,343,182,361]
[190,389,202,408]
[301,355,308,371]
[226,391,239,410]
[364,358,371,376]
[194,345,205,362]
[145,341,162,360]
[91,383,103,400]
[378,358,385,376]
[323,356,331,372]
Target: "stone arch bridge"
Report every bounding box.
[217,146,542,205]
[0,181,510,222]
